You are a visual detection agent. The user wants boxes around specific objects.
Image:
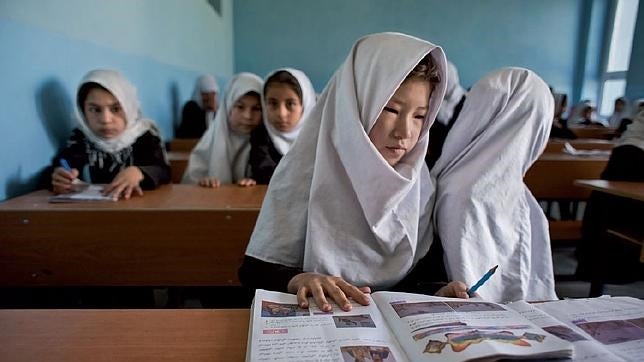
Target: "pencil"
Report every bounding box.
[467,265,498,297]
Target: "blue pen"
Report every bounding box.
[60,159,72,172]
[467,265,498,297]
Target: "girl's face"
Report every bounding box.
[83,87,127,139]
[229,93,262,134]
[265,83,303,132]
[201,91,218,112]
[369,78,431,167]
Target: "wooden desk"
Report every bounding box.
[0,185,266,287]
[0,309,249,362]
[574,180,644,295]
[168,138,199,152]
[568,127,617,140]
[544,139,614,153]
[525,153,609,200]
[574,179,644,202]
[168,151,189,183]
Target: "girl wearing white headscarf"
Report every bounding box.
[177,74,220,138]
[432,67,558,303]
[50,69,170,199]
[607,96,630,128]
[241,32,469,312]
[249,68,316,184]
[576,110,644,287]
[181,73,263,186]
[569,100,607,127]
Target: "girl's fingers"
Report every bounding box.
[324,282,352,311]
[337,280,370,306]
[310,283,332,312]
[296,286,310,308]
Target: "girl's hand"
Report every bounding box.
[287,272,371,312]
[435,281,471,299]
[104,166,144,199]
[238,178,256,187]
[199,177,221,188]
[51,167,79,194]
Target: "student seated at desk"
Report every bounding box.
[570,100,607,127]
[176,74,219,138]
[431,68,558,303]
[50,69,170,199]
[182,73,263,187]
[576,110,644,284]
[240,32,469,312]
[249,68,316,184]
[550,92,576,140]
[607,96,629,129]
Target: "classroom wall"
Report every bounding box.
[0,0,234,201]
[626,1,644,100]
[234,0,583,97]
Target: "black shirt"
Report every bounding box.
[249,123,283,184]
[49,128,170,189]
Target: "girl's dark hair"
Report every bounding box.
[77,82,110,109]
[264,71,302,103]
[405,54,440,84]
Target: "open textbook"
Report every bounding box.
[511,296,644,361]
[49,184,118,203]
[246,289,575,361]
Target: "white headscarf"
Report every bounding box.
[182,73,263,184]
[246,32,447,289]
[432,67,558,303]
[262,68,316,155]
[192,74,220,126]
[436,61,467,125]
[607,97,630,128]
[615,110,644,151]
[75,69,157,153]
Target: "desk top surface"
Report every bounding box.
[0,309,250,361]
[0,184,267,211]
[574,179,644,202]
[536,153,610,161]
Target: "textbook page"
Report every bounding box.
[534,297,644,362]
[49,184,118,203]
[247,289,409,362]
[507,300,624,361]
[372,291,572,361]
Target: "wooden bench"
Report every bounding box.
[0,185,266,287]
[525,154,609,241]
[568,127,617,140]
[167,138,199,152]
[168,151,189,183]
[544,139,614,153]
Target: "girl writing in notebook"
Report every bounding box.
[182,73,263,187]
[249,68,316,184]
[50,69,170,199]
[431,68,558,303]
[241,32,469,312]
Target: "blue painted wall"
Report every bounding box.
[234,0,583,97]
[626,1,644,100]
[0,0,234,200]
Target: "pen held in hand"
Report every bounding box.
[467,265,498,297]
[59,158,88,190]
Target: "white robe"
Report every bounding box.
[262,68,316,156]
[245,32,447,290]
[182,73,263,184]
[432,67,558,303]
